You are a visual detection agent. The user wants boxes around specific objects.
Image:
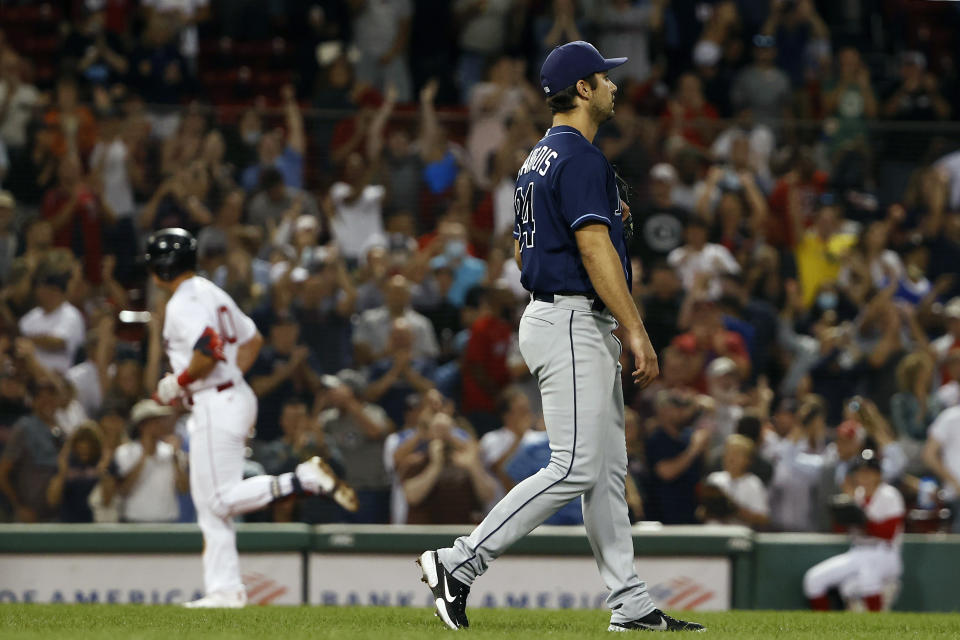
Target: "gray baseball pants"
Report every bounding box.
[437,295,655,623]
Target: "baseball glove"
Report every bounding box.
[829,494,868,526]
[613,166,634,243]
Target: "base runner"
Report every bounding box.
[145,227,357,608]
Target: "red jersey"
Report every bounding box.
[41,186,104,284]
[461,314,513,413]
[767,171,829,248]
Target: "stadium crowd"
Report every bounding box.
[0,0,959,534]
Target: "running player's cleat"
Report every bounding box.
[295,456,358,512]
[417,550,470,630]
[182,590,247,608]
[608,609,705,632]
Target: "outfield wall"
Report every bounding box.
[0,524,957,612]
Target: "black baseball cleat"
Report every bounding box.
[417,550,470,630]
[608,609,705,632]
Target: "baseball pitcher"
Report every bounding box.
[417,42,704,632]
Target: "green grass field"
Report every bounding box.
[2,606,960,639]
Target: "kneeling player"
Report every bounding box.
[803,450,904,611]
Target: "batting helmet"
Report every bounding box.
[144,228,197,281]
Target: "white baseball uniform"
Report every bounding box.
[163,276,288,598]
[803,482,905,602]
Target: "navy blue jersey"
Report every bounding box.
[513,125,630,295]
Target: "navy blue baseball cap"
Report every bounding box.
[540,41,627,96]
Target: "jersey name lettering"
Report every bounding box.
[518,145,558,178]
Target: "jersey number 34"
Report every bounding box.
[515,182,535,250]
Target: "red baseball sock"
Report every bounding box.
[809,595,831,611]
[864,594,883,612]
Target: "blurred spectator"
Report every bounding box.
[639,262,684,356]
[766,147,828,249]
[319,369,393,523]
[41,154,115,283]
[931,298,960,379]
[128,17,191,105]
[718,272,778,379]
[935,350,960,409]
[383,390,443,523]
[730,35,791,131]
[673,299,751,390]
[415,261,462,358]
[821,47,877,161]
[248,312,318,443]
[711,110,775,189]
[694,163,768,254]
[0,350,30,438]
[703,357,745,451]
[702,433,769,528]
[924,403,960,533]
[596,0,666,85]
[794,200,856,308]
[769,397,829,531]
[17,270,85,375]
[90,111,139,275]
[644,390,711,524]
[668,147,704,214]
[40,76,98,161]
[113,399,187,523]
[249,167,320,231]
[454,0,517,102]
[400,412,496,524]
[197,188,244,261]
[428,221,486,307]
[143,0,211,72]
[225,107,262,174]
[64,7,130,88]
[46,421,113,523]
[760,0,830,88]
[351,0,413,102]
[667,216,740,299]
[353,244,391,313]
[416,80,467,215]
[0,378,62,522]
[461,282,518,435]
[0,190,17,281]
[291,251,357,374]
[240,86,306,191]
[353,274,439,366]
[632,164,687,268]
[325,152,385,264]
[139,162,213,234]
[624,407,646,521]
[479,386,533,491]
[890,351,939,441]
[661,73,719,149]
[367,89,421,217]
[840,220,903,292]
[365,318,436,426]
[465,56,536,186]
[881,52,950,164]
[0,51,38,163]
